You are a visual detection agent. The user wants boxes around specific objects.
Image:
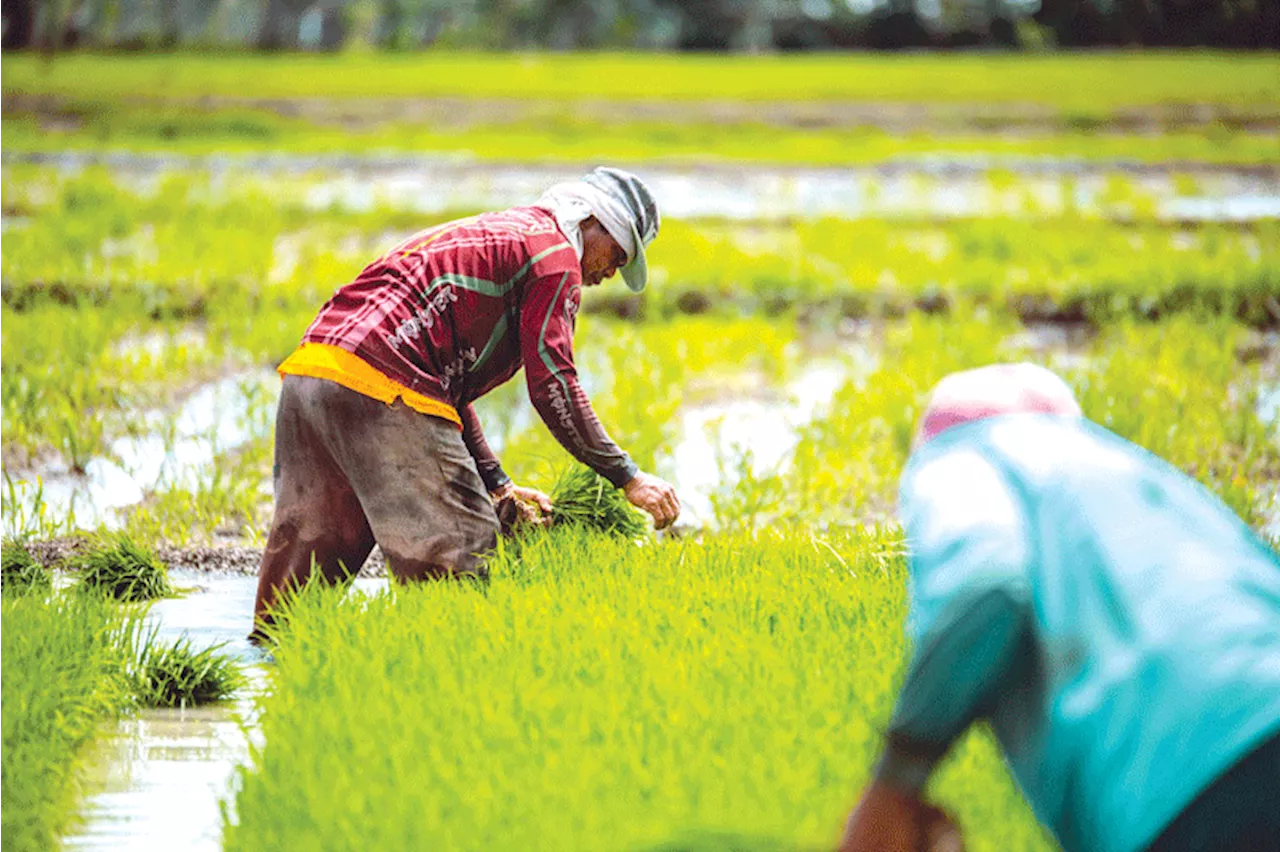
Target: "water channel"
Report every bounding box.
[7,152,1279,221]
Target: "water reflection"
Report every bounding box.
[8,152,1278,221]
[35,370,277,530]
[64,572,388,852]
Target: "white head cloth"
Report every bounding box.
[536,181,639,262]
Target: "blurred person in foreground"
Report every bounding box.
[251,167,680,641]
[839,363,1280,852]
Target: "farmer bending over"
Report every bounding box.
[251,167,680,641]
[839,363,1280,852]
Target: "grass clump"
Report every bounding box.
[76,533,173,601]
[550,466,650,539]
[133,633,243,708]
[2,593,139,850]
[1,539,52,596]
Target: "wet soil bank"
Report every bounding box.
[26,537,389,578]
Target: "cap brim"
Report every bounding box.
[619,221,647,292]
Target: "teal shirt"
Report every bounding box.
[896,414,1280,852]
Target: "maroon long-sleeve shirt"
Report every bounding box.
[301,206,638,490]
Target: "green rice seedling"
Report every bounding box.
[132,632,244,708]
[2,473,76,542]
[76,532,173,601]
[549,465,650,539]
[227,526,1050,851]
[2,592,140,850]
[1,538,52,596]
[716,312,1278,531]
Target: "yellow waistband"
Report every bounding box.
[278,343,462,428]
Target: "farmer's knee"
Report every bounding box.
[384,530,495,583]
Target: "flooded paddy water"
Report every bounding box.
[34,370,277,531]
[6,152,1279,222]
[17,337,878,536]
[63,572,388,851]
[15,321,1277,538]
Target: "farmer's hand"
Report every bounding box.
[511,485,554,515]
[491,482,552,533]
[623,471,680,530]
[838,782,964,852]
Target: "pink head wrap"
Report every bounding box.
[914,363,1083,449]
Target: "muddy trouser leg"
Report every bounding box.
[252,376,376,641]
[251,375,500,641]
[1143,731,1280,852]
[324,386,501,585]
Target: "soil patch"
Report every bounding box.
[28,536,390,578]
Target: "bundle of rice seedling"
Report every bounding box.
[77,533,172,602]
[1,539,52,596]
[549,466,650,540]
[133,633,244,708]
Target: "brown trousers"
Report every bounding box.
[251,375,500,640]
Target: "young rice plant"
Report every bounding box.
[75,533,173,601]
[550,465,650,539]
[133,632,244,708]
[1,538,52,596]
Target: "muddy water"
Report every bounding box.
[64,571,388,851]
[672,354,876,525]
[8,152,1279,221]
[27,343,875,533]
[36,369,277,530]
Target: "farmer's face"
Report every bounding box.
[580,217,628,287]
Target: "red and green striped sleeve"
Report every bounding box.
[518,268,638,488]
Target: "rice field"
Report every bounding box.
[5,53,1278,162]
[1,51,1277,851]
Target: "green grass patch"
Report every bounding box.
[74,532,173,601]
[1,593,140,851]
[229,526,1051,851]
[5,52,1277,111]
[2,538,53,596]
[132,633,244,708]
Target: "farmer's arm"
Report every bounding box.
[459,402,510,494]
[841,451,1032,852]
[842,594,1030,852]
[459,401,553,520]
[518,269,679,528]
[878,589,1031,790]
[518,271,639,487]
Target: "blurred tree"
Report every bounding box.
[159,0,180,46]
[865,0,932,47]
[3,0,36,48]
[258,0,312,48]
[27,0,80,51]
[1,0,1275,50]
